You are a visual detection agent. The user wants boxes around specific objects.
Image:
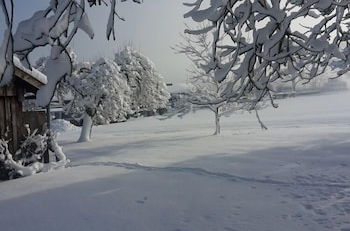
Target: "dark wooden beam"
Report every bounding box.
[14,67,45,89]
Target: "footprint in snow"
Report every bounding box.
[136,196,148,204]
[224,227,239,231]
[341,226,350,231]
[302,203,313,210]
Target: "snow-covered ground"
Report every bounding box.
[1,91,350,231]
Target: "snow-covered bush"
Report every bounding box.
[0,126,68,180]
[115,46,170,114]
[14,126,48,168]
[0,139,13,180]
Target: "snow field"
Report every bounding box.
[1,91,350,231]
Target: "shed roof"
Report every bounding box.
[13,56,47,89]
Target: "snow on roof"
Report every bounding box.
[13,56,48,85]
[167,83,191,94]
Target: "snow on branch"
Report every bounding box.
[184,0,350,104]
[0,0,142,106]
[0,0,14,87]
[169,25,268,134]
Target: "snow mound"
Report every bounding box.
[51,119,77,133]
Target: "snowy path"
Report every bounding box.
[1,91,350,231]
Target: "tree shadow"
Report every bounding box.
[62,133,213,163]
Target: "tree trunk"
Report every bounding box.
[44,105,51,163]
[213,109,220,135]
[291,79,296,92]
[255,109,268,130]
[291,79,297,97]
[78,113,93,143]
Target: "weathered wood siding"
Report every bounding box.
[0,85,22,152]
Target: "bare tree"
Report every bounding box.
[175,27,267,135]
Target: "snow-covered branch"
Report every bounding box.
[0,0,14,86]
[0,0,142,105]
[184,0,350,104]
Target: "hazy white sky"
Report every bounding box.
[1,0,193,83]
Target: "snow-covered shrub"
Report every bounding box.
[14,125,48,168]
[0,139,12,180]
[0,126,68,180]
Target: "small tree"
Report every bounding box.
[188,75,266,135]
[176,29,267,135]
[115,46,170,115]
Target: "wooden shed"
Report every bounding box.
[0,61,48,153]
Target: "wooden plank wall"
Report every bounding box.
[0,86,22,152]
[1,85,46,153]
[22,111,46,134]
[0,96,6,139]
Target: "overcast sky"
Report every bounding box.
[1,0,193,83]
